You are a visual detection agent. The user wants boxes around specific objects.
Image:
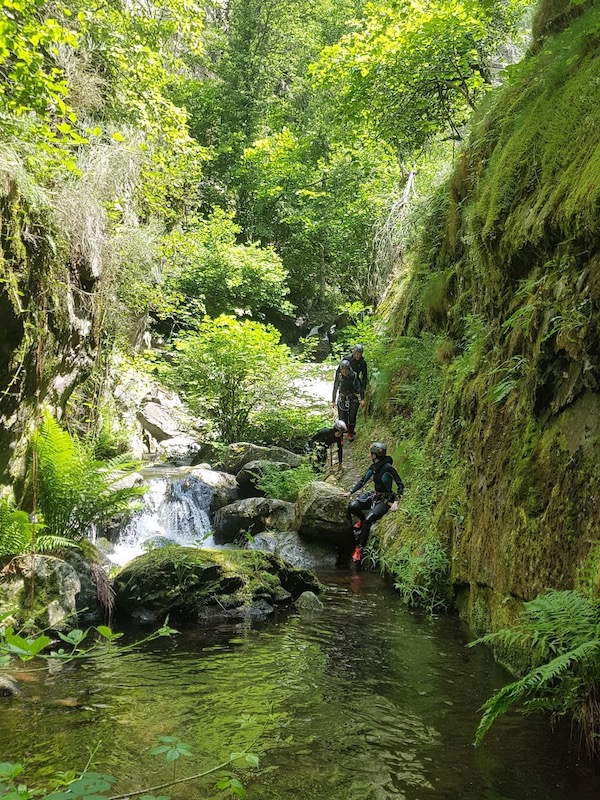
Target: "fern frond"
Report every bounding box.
[475,639,600,745]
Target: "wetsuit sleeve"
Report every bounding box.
[350,467,373,494]
[354,376,365,400]
[381,472,394,493]
[332,368,340,403]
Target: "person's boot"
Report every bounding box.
[351,545,363,563]
[353,519,363,530]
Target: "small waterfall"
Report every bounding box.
[109,474,216,566]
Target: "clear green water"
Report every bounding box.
[1,570,599,799]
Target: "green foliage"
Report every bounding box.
[253,463,314,502]
[470,590,600,753]
[166,315,300,443]
[376,539,450,613]
[32,410,145,541]
[247,407,329,450]
[0,487,75,557]
[161,209,294,324]
[311,0,530,154]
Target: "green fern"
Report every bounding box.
[32,410,145,542]
[470,591,600,753]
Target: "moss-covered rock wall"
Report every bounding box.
[0,173,100,487]
[375,0,600,634]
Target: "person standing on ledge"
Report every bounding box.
[332,359,364,441]
[345,442,404,563]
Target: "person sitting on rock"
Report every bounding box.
[332,359,364,441]
[345,442,403,563]
[306,419,347,470]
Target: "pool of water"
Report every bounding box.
[2,570,599,799]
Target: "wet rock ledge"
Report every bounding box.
[114,546,323,624]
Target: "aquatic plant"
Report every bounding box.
[376,538,451,614]
[469,590,600,755]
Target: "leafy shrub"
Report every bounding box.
[377,539,450,613]
[253,462,315,502]
[247,407,329,450]
[469,590,600,754]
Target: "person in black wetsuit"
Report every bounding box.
[306,419,347,470]
[345,442,404,563]
[332,359,364,440]
[343,344,368,397]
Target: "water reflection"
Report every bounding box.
[1,571,598,800]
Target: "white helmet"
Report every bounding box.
[334,419,347,432]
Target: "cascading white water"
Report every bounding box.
[108,474,217,566]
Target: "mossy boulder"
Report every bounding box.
[296,481,353,546]
[224,443,303,475]
[0,555,81,630]
[113,546,322,623]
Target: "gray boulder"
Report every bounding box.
[296,481,353,546]
[213,497,296,543]
[156,436,203,465]
[137,401,182,442]
[295,591,325,614]
[249,531,337,570]
[188,467,240,512]
[224,442,303,475]
[113,547,322,624]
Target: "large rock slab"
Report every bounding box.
[189,467,240,511]
[296,481,353,546]
[213,498,296,543]
[137,402,182,442]
[224,443,303,475]
[113,547,322,623]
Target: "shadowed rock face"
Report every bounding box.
[113,546,322,624]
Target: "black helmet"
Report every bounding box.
[340,359,351,370]
[369,442,387,458]
[334,419,347,432]
[352,344,364,354]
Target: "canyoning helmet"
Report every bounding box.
[340,359,352,371]
[369,442,387,459]
[352,344,364,355]
[334,419,347,433]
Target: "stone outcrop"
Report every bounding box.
[188,467,240,511]
[212,498,296,543]
[295,481,352,546]
[113,546,322,623]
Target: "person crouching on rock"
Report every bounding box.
[344,442,404,563]
[306,419,347,470]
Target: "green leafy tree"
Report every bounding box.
[311,0,530,154]
[161,209,294,325]
[167,315,299,443]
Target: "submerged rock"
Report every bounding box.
[295,591,324,614]
[113,547,322,624]
[249,531,338,570]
